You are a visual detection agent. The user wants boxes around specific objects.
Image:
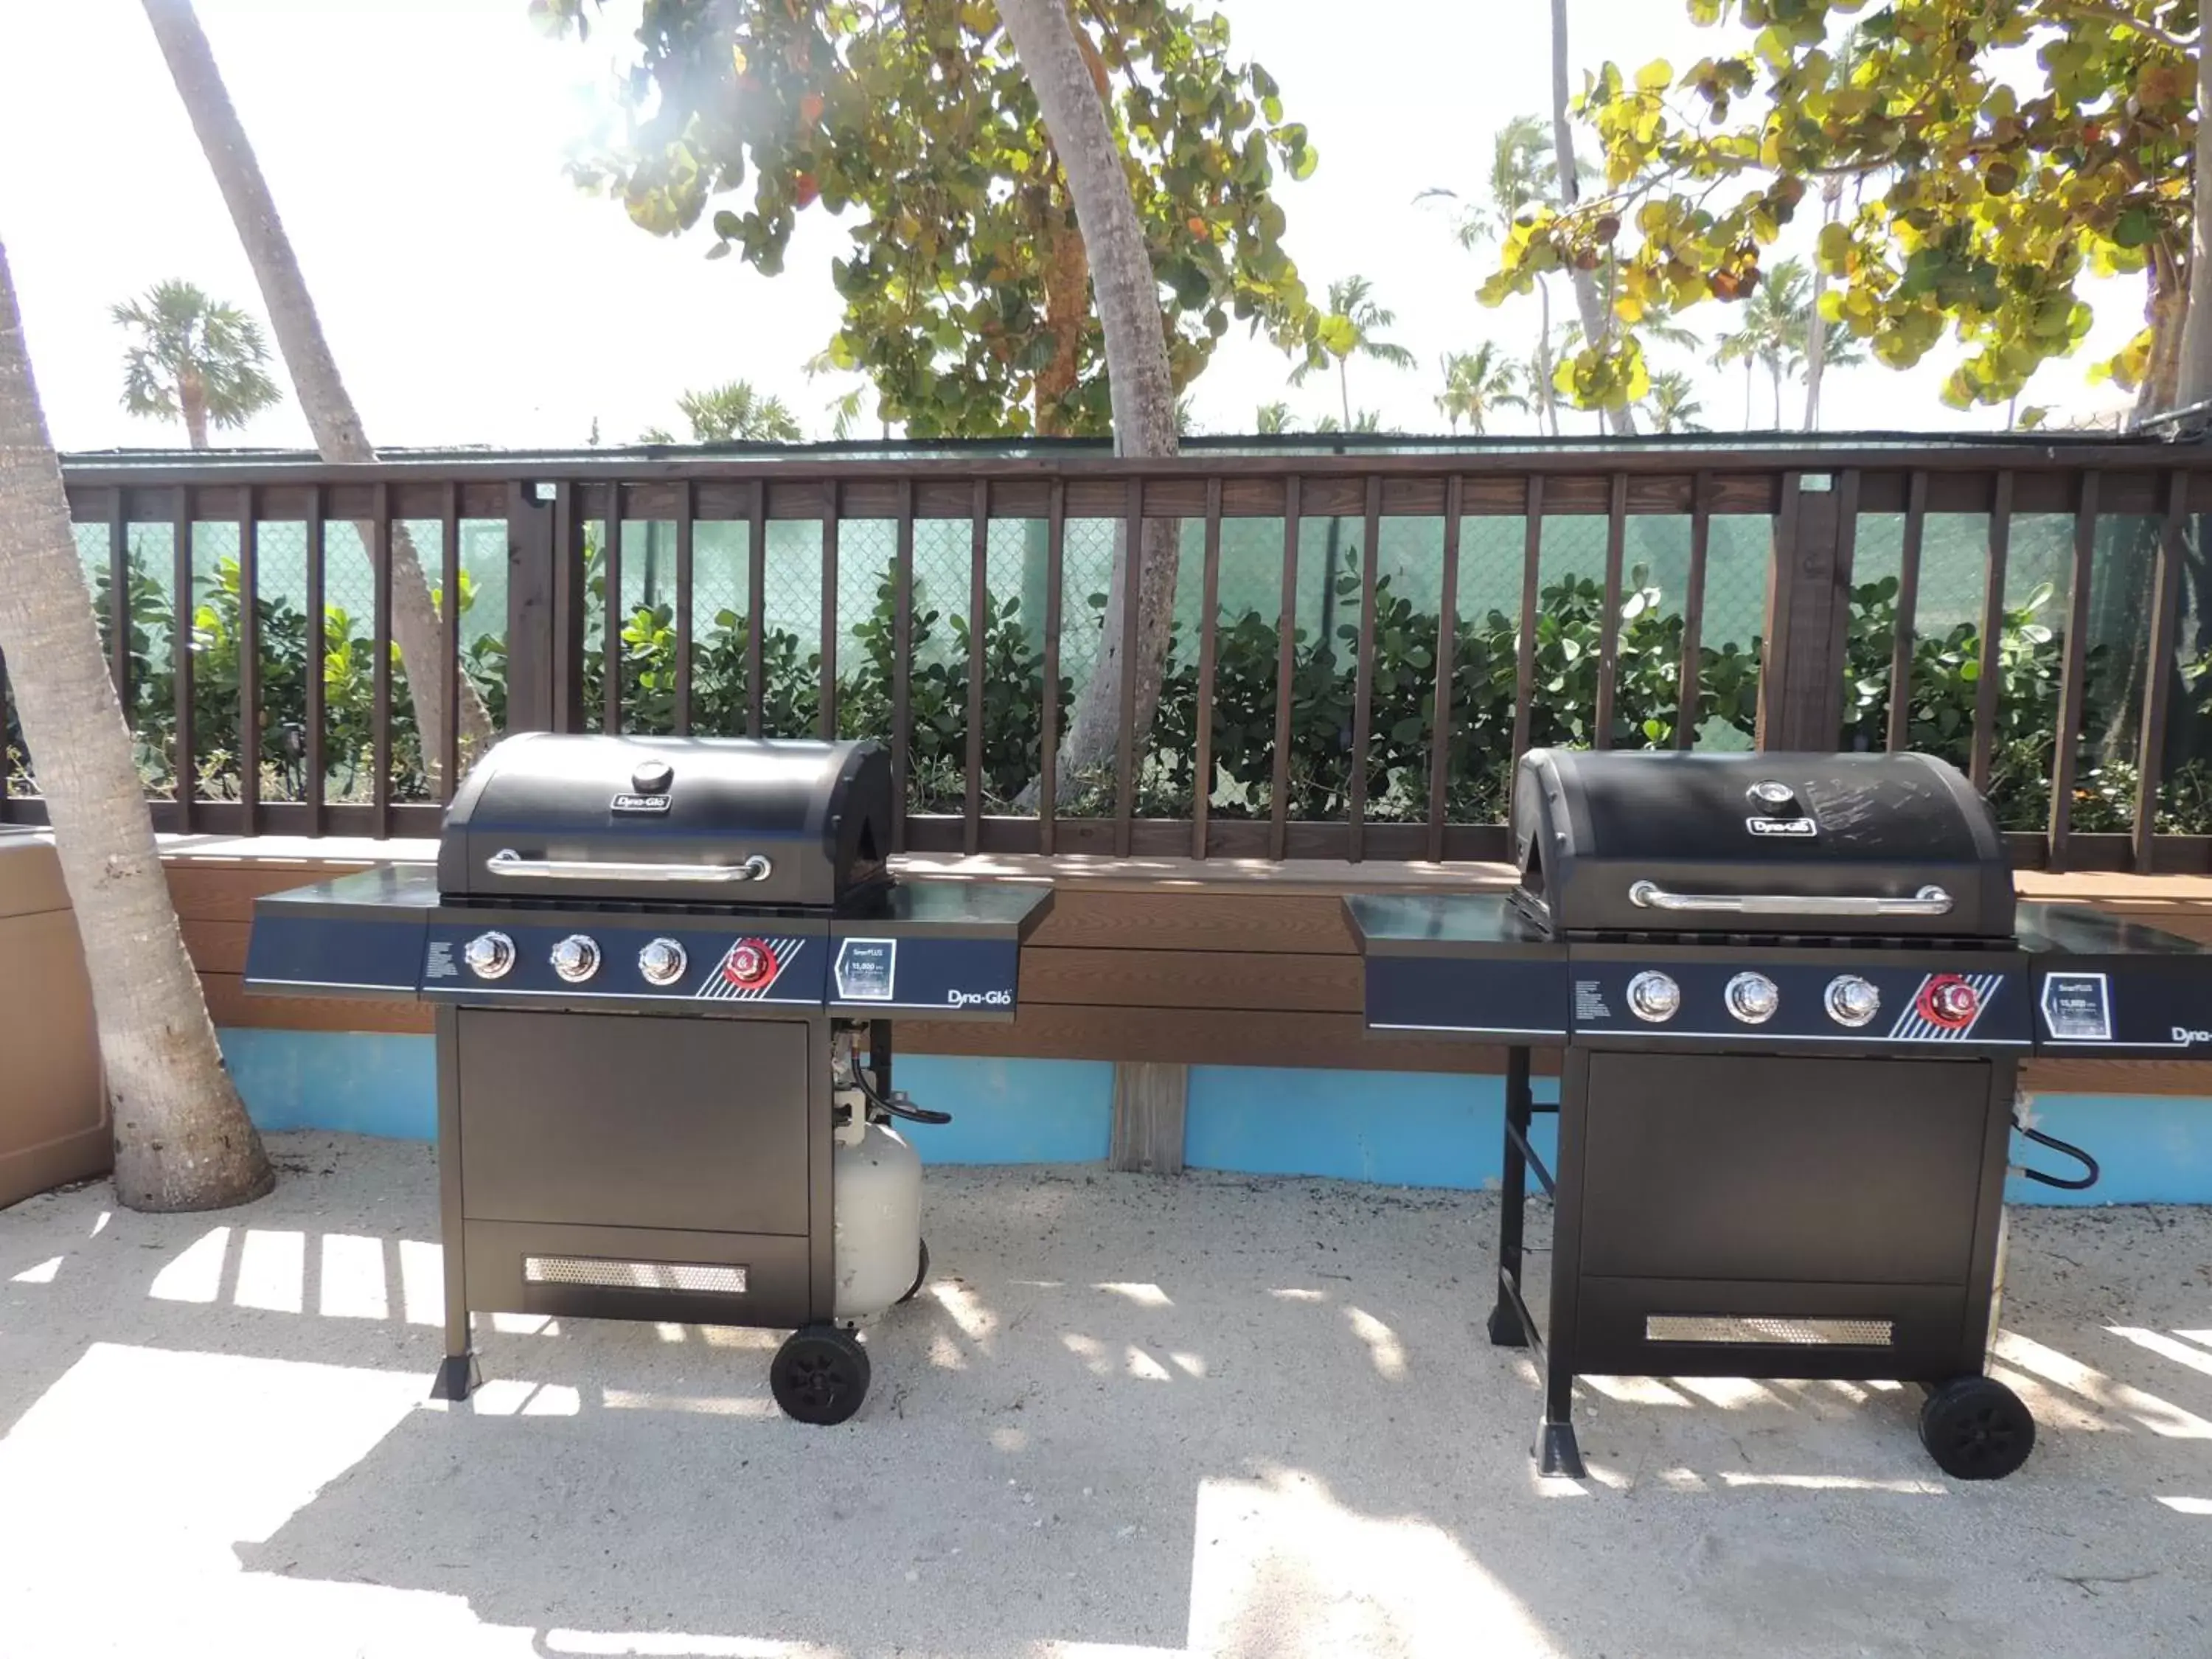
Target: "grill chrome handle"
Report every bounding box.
[1627,880,1952,918]
[487,849,773,884]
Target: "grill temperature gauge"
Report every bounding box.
[550,934,602,984]
[638,937,688,987]
[1724,971,1781,1024]
[1626,971,1682,1023]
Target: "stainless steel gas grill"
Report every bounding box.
[1347,748,2212,1481]
[244,734,1052,1425]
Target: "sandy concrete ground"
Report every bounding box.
[2,1133,2211,1659]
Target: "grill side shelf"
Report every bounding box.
[825,880,1054,1021]
[244,868,439,1001]
[1343,894,1571,1042]
[2020,902,2212,1059]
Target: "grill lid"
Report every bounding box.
[439,734,892,909]
[1511,748,2014,939]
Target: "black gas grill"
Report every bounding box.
[1349,748,2212,1481]
[245,734,1052,1424]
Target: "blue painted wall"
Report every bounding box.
[221,1029,437,1141]
[217,1030,2208,1205]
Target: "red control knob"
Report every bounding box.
[723,939,779,990]
[1919,974,1979,1029]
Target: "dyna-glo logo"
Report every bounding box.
[2176,1026,2212,1046]
[947,988,1012,1008]
[1745,816,1818,837]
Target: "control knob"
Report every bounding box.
[1919,975,1980,1029]
[1625,970,1682,1023]
[550,933,602,984]
[463,931,515,981]
[723,938,779,990]
[1724,971,1780,1024]
[1824,974,1882,1028]
[638,937,689,987]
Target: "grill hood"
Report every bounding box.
[439,734,892,910]
[1511,748,2014,939]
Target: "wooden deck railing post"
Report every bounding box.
[1756,471,1857,751]
[504,481,557,735]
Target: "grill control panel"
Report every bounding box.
[1569,958,2025,1047]
[415,917,1025,1018]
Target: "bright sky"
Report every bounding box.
[0,0,2145,452]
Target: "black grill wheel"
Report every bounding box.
[771,1324,871,1426]
[1919,1375,2035,1481]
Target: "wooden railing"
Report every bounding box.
[10,434,2211,872]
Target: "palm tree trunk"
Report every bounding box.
[2174,21,2212,410]
[181,382,209,451]
[1549,0,1635,437]
[1534,281,1558,436]
[1339,358,1352,430]
[999,0,1180,806]
[1771,361,1784,430]
[1803,178,1840,431]
[142,0,492,791]
[1745,358,1754,429]
[0,239,272,1212]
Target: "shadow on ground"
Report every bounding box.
[4,1133,2212,1658]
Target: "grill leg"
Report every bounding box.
[431,1003,479,1402]
[1486,1046,1532,1349]
[1536,1049,1587,1480]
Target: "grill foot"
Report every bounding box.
[1537,1420,1585,1480]
[1486,1301,1528,1349]
[431,1353,481,1402]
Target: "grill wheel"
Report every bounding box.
[1919,1374,2036,1481]
[771,1324,872,1426]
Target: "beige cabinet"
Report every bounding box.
[0,829,106,1207]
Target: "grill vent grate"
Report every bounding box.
[524,1255,748,1295]
[1646,1315,1893,1347]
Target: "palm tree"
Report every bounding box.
[1,239,272,1211]
[1712,257,1865,429]
[1254,401,1299,434]
[1447,116,1591,437]
[140,0,493,780]
[1550,0,1635,437]
[112,281,280,448]
[677,380,804,442]
[997,0,1181,806]
[1290,276,1418,429]
[1436,345,1528,434]
[1641,370,1708,434]
[1711,258,1808,428]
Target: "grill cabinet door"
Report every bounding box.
[455,1009,811,1237]
[1578,1052,1994,1286]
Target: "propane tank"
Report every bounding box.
[830,1029,925,1318]
[833,1118,922,1317]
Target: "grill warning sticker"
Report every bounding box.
[1573,980,1613,1022]
[2039,973,2112,1043]
[834,938,898,1002]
